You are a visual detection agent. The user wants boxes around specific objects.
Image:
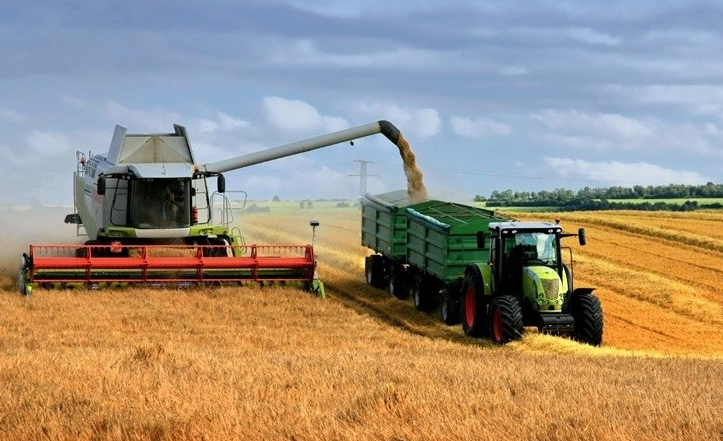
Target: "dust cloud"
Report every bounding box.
[0,206,81,275]
[396,134,428,203]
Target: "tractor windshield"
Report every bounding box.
[131,179,191,229]
[504,231,559,267]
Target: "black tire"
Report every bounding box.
[489,296,524,345]
[76,240,99,257]
[461,267,487,337]
[412,274,437,312]
[388,264,410,300]
[440,288,461,325]
[365,255,386,288]
[570,293,604,346]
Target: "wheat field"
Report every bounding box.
[1,205,722,440]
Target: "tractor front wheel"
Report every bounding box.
[489,296,524,345]
[570,293,604,346]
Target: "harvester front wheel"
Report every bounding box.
[17,269,31,296]
[570,293,603,346]
[365,255,386,288]
[462,268,487,337]
[440,288,461,325]
[489,296,524,345]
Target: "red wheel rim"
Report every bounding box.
[492,307,503,342]
[465,285,476,328]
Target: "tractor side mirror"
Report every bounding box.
[97,175,106,195]
[217,174,226,193]
[476,231,486,249]
[578,228,587,246]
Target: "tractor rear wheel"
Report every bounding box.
[440,288,461,325]
[461,268,487,337]
[365,255,386,288]
[388,264,410,300]
[489,296,524,345]
[570,293,604,346]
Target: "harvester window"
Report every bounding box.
[132,179,191,229]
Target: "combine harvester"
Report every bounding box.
[18,121,406,296]
[362,190,603,345]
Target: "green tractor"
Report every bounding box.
[461,221,603,346]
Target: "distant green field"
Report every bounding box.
[607,197,723,205]
[472,202,560,212]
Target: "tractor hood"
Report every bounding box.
[522,265,567,311]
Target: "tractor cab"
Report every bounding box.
[488,222,564,293]
[486,221,586,319]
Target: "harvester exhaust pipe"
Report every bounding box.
[201,120,401,174]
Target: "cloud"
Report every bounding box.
[611,84,723,115]
[450,116,511,137]
[102,101,183,132]
[531,108,723,157]
[544,157,711,186]
[197,113,249,134]
[263,96,349,134]
[350,102,441,138]
[531,109,657,150]
[565,27,620,46]
[0,108,26,123]
[269,38,439,70]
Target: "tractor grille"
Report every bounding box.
[541,278,560,300]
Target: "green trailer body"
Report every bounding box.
[361,190,414,260]
[361,191,443,261]
[405,201,507,284]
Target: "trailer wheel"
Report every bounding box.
[412,274,437,312]
[570,293,603,346]
[462,267,487,337]
[440,288,461,325]
[388,264,410,300]
[489,296,524,345]
[364,255,385,288]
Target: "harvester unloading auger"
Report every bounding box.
[18,121,406,295]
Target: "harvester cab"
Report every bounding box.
[65,124,236,253]
[19,121,406,295]
[463,221,603,346]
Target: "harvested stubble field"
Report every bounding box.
[1,206,723,440]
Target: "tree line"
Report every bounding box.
[476,182,723,211]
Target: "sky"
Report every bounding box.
[1,0,722,206]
